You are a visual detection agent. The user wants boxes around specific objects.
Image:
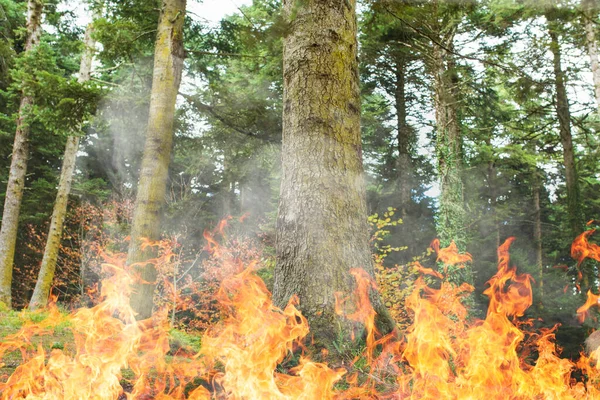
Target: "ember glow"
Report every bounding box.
[2,231,600,398]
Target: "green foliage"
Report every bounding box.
[368,208,420,330]
[168,328,201,354]
[4,38,103,134]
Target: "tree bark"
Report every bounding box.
[29,8,99,309]
[532,174,543,309]
[546,14,583,237]
[583,0,600,114]
[273,0,394,346]
[128,0,186,320]
[394,56,412,219]
[0,0,44,308]
[486,138,500,253]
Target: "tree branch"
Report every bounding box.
[383,6,543,86]
[185,49,273,58]
[179,92,278,143]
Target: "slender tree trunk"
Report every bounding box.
[273,0,394,346]
[29,136,79,308]
[485,138,500,252]
[221,152,236,217]
[0,0,44,307]
[429,12,472,284]
[546,15,583,237]
[583,0,600,114]
[532,174,543,308]
[394,56,412,219]
[28,9,99,309]
[128,0,186,319]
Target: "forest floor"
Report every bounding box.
[0,306,74,377]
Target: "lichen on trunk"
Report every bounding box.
[127,0,186,320]
[29,5,100,310]
[0,0,44,308]
[273,0,394,348]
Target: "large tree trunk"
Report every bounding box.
[0,0,44,307]
[394,56,412,219]
[128,0,186,319]
[546,15,583,237]
[29,9,99,309]
[273,0,394,346]
[583,0,600,113]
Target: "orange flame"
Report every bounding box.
[4,225,600,398]
[484,237,533,318]
[576,291,600,323]
[334,269,380,364]
[431,238,473,266]
[571,229,600,266]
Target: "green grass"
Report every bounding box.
[0,308,203,388]
[0,307,74,379]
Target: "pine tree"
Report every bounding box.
[545,5,583,237]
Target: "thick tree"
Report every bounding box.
[273,0,394,345]
[0,0,43,307]
[127,0,186,319]
[29,5,100,309]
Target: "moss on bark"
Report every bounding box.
[127,0,186,319]
[273,0,394,349]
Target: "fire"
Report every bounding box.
[572,229,600,266]
[484,237,533,318]
[2,228,600,398]
[430,238,472,272]
[200,267,344,399]
[0,259,144,399]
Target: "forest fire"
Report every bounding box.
[1,0,599,397]
[1,230,600,399]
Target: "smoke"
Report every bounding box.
[78,69,152,201]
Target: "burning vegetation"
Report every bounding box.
[1,226,600,399]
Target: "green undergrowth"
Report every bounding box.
[0,305,73,378]
[0,305,203,384]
